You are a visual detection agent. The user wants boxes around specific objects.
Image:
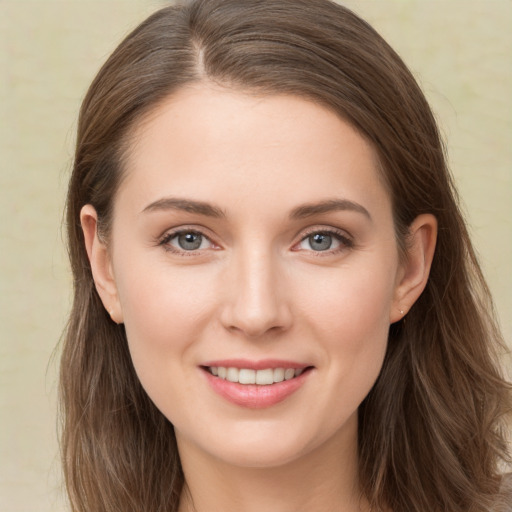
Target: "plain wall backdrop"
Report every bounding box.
[1,1,510,511]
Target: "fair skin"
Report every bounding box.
[81,84,436,512]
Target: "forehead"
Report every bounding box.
[118,84,390,220]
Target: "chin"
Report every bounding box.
[208,436,311,469]
[177,411,357,470]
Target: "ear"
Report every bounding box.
[390,214,437,323]
[80,204,123,324]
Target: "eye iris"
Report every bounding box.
[178,232,202,250]
[309,233,332,251]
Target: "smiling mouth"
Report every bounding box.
[202,366,312,385]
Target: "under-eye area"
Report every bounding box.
[201,366,315,385]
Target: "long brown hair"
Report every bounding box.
[60,1,511,510]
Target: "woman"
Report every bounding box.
[60,0,511,510]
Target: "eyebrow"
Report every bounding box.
[289,199,371,221]
[141,197,226,218]
[141,196,371,221]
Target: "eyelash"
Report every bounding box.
[158,227,354,257]
[297,227,354,256]
[158,228,216,256]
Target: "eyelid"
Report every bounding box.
[156,224,354,256]
[157,225,220,255]
[292,225,354,254]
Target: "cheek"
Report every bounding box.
[298,262,395,346]
[296,262,395,403]
[114,258,218,380]
[114,261,220,425]
[118,256,211,329]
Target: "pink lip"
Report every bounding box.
[201,359,309,370]
[200,361,313,409]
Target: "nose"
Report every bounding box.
[219,246,293,339]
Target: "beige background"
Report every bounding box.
[1,1,510,511]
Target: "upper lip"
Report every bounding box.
[200,359,311,370]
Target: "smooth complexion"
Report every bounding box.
[81,85,436,512]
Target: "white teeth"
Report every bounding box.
[226,367,239,383]
[284,368,295,380]
[273,368,285,383]
[255,368,274,385]
[208,366,307,385]
[239,369,256,384]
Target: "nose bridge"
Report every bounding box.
[221,241,291,337]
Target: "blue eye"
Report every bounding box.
[162,230,213,252]
[176,232,203,250]
[307,233,336,251]
[297,230,351,253]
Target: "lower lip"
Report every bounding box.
[202,368,312,409]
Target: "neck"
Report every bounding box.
[177,415,370,512]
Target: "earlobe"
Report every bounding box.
[80,204,123,324]
[390,214,437,323]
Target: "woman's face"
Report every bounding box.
[92,85,411,468]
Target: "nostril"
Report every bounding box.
[226,324,286,339]
[222,307,293,339]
